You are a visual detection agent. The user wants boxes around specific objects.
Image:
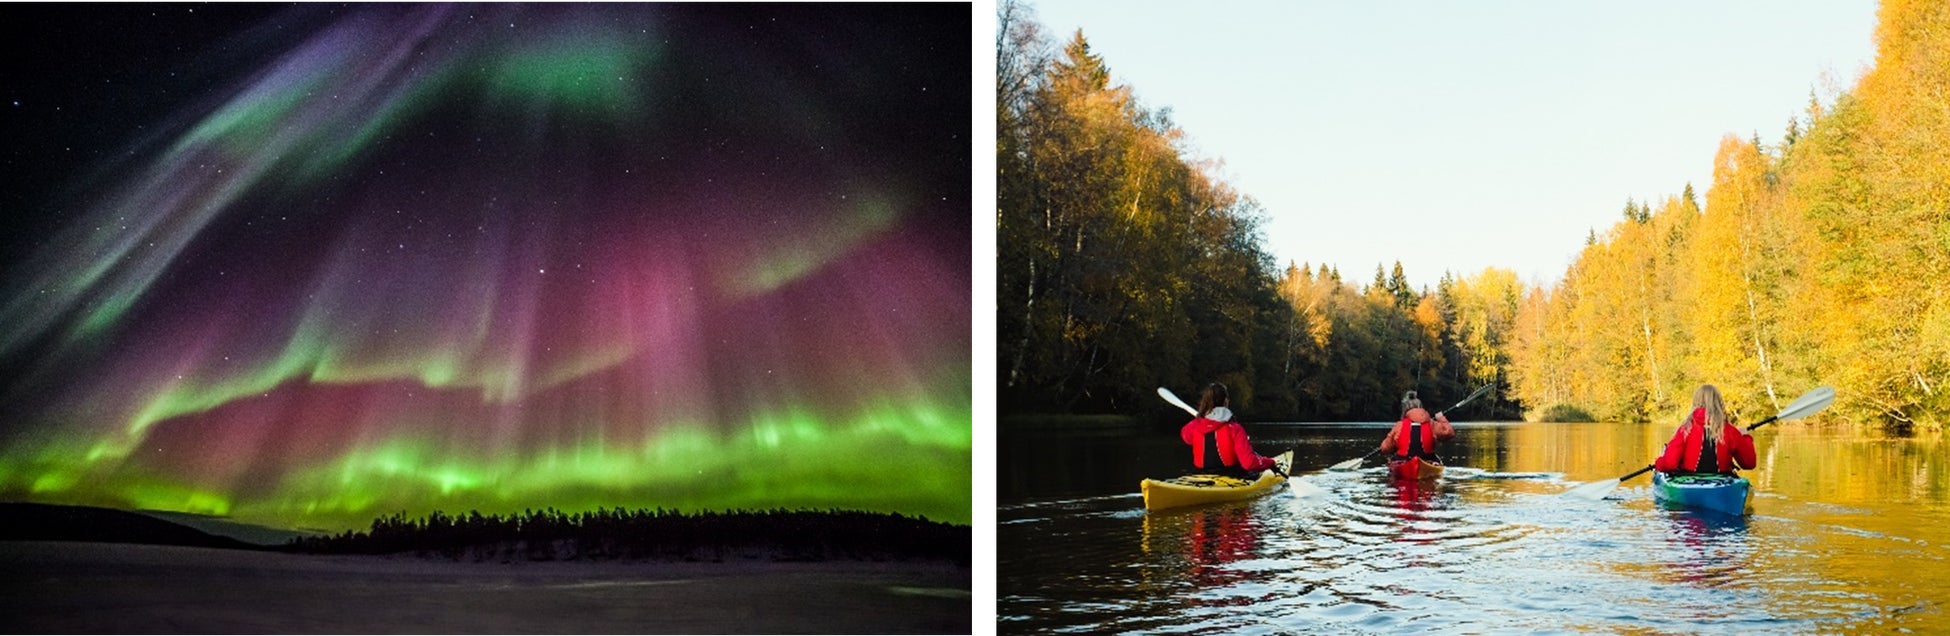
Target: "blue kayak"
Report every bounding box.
[1652,472,1753,516]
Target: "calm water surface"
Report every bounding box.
[999,421,1950,633]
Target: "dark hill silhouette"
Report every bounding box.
[285,507,972,565]
[137,509,316,546]
[0,502,258,550]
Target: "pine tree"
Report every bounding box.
[1055,30,1110,92]
[1389,261,1416,309]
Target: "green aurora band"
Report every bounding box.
[0,4,971,531]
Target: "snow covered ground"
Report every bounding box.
[0,541,969,633]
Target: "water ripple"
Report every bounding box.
[1001,465,1948,634]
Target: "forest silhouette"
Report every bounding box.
[284,507,971,564]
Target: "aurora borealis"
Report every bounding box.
[0,4,970,530]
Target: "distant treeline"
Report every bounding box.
[997,0,1949,429]
[284,507,970,564]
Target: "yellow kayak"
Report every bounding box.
[1141,451,1293,511]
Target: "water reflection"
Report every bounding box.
[1141,506,1262,606]
[1660,511,1753,588]
[1389,477,1439,512]
[1001,420,1950,633]
[1383,478,1445,563]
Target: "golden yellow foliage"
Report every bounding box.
[1509,0,1950,428]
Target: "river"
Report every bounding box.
[998,420,1950,633]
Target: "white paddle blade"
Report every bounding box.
[1328,456,1366,471]
[1778,385,1836,421]
[1562,478,1621,501]
[1289,477,1328,498]
[1157,387,1198,416]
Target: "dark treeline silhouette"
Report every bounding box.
[0,502,257,550]
[284,507,970,565]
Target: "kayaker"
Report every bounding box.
[1178,382,1283,477]
[1654,384,1757,475]
[1380,391,1453,461]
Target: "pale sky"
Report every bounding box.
[1021,0,1879,291]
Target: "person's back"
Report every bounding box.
[1655,384,1757,475]
[1178,383,1279,476]
[1380,391,1453,461]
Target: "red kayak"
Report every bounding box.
[1387,456,1445,481]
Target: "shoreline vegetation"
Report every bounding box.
[1001,414,1141,429]
[997,0,1949,430]
[284,507,972,565]
[1,502,971,566]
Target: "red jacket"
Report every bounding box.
[1381,408,1451,459]
[1180,408,1279,472]
[1655,408,1758,474]
[1385,417,1439,459]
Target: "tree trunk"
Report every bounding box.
[1742,275,1780,409]
[1006,259,1037,388]
[1639,263,1662,409]
[1641,312,1660,405]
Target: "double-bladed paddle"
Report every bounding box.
[1157,386,1198,416]
[1328,383,1496,471]
[1157,386,1320,494]
[1561,385,1836,501]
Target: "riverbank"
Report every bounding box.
[1000,413,1142,431]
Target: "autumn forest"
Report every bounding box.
[996,0,1949,430]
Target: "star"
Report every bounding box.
[0,1,971,531]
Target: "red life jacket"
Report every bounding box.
[1392,416,1438,460]
[1677,420,1736,472]
[1179,407,1277,474]
[1656,407,1758,474]
[1182,411,1244,471]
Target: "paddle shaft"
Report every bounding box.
[1344,385,1493,467]
[1615,413,1786,483]
[1564,386,1834,501]
[1158,387,1293,478]
[1440,383,1497,418]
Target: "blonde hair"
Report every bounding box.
[1693,385,1728,444]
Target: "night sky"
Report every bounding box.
[0,4,971,530]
